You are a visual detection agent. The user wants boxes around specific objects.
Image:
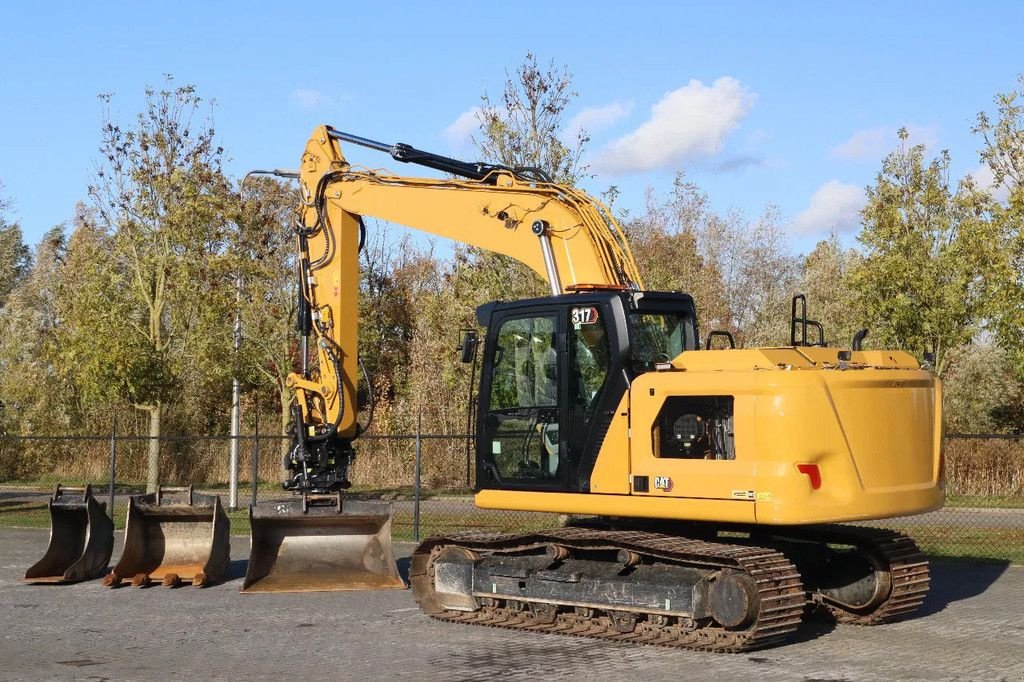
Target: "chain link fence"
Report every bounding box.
[1,431,1021,561]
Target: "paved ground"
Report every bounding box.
[1,528,1023,681]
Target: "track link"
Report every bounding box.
[410,527,806,653]
[807,525,930,625]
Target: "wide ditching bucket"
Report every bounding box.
[24,484,114,584]
[242,493,404,593]
[104,486,230,588]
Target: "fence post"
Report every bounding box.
[413,412,422,542]
[107,419,117,517]
[251,410,260,508]
[229,391,240,511]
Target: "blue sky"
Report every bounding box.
[1,0,1021,254]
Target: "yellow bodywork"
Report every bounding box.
[477,346,944,525]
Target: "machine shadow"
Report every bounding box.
[225,558,249,581]
[396,556,412,584]
[916,558,1010,617]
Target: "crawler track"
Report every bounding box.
[807,525,930,625]
[410,527,806,653]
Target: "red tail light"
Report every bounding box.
[796,463,822,490]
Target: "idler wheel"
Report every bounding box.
[708,570,759,628]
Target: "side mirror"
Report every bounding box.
[458,329,479,364]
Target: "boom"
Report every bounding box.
[286,125,641,487]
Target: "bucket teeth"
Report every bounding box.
[108,487,230,590]
[102,573,122,588]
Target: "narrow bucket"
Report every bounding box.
[105,486,230,588]
[242,494,405,593]
[24,484,114,584]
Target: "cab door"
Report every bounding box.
[477,308,569,491]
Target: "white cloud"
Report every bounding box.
[443,107,483,147]
[563,100,633,141]
[290,88,326,111]
[792,180,866,235]
[968,164,1013,203]
[593,77,756,174]
[830,125,940,161]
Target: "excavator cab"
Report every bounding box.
[474,289,697,494]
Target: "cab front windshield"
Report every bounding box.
[629,312,694,372]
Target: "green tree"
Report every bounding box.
[234,176,301,451]
[699,204,797,347]
[799,235,865,348]
[852,129,1001,374]
[942,341,1023,433]
[86,79,235,491]
[973,75,1024,377]
[0,185,31,310]
[625,174,730,336]
[0,224,71,437]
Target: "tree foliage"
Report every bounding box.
[84,78,235,489]
[234,175,300,444]
[0,185,31,310]
[852,129,1002,374]
[799,235,865,348]
[475,52,589,185]
[974,76,1024,377]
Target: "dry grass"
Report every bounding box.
[945,437,1024,497]
[4,434,1023,500]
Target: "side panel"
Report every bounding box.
[629,371,759,510]
[587,393,631,494]
[628,364,942,525]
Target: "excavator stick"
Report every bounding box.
[104,486,230,588]
[242,493,404,593]
[24,484,114,584]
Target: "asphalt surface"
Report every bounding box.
[1,527,1023,681]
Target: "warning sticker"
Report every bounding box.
[731,490,755,501]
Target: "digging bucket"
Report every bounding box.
[104,486,230,588]
[242,493,405,593]
[24,484,114,584]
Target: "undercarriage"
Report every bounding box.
[410,522,929,652]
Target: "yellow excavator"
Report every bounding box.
[252,125,942,651]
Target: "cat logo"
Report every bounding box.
[654,476,673,492]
